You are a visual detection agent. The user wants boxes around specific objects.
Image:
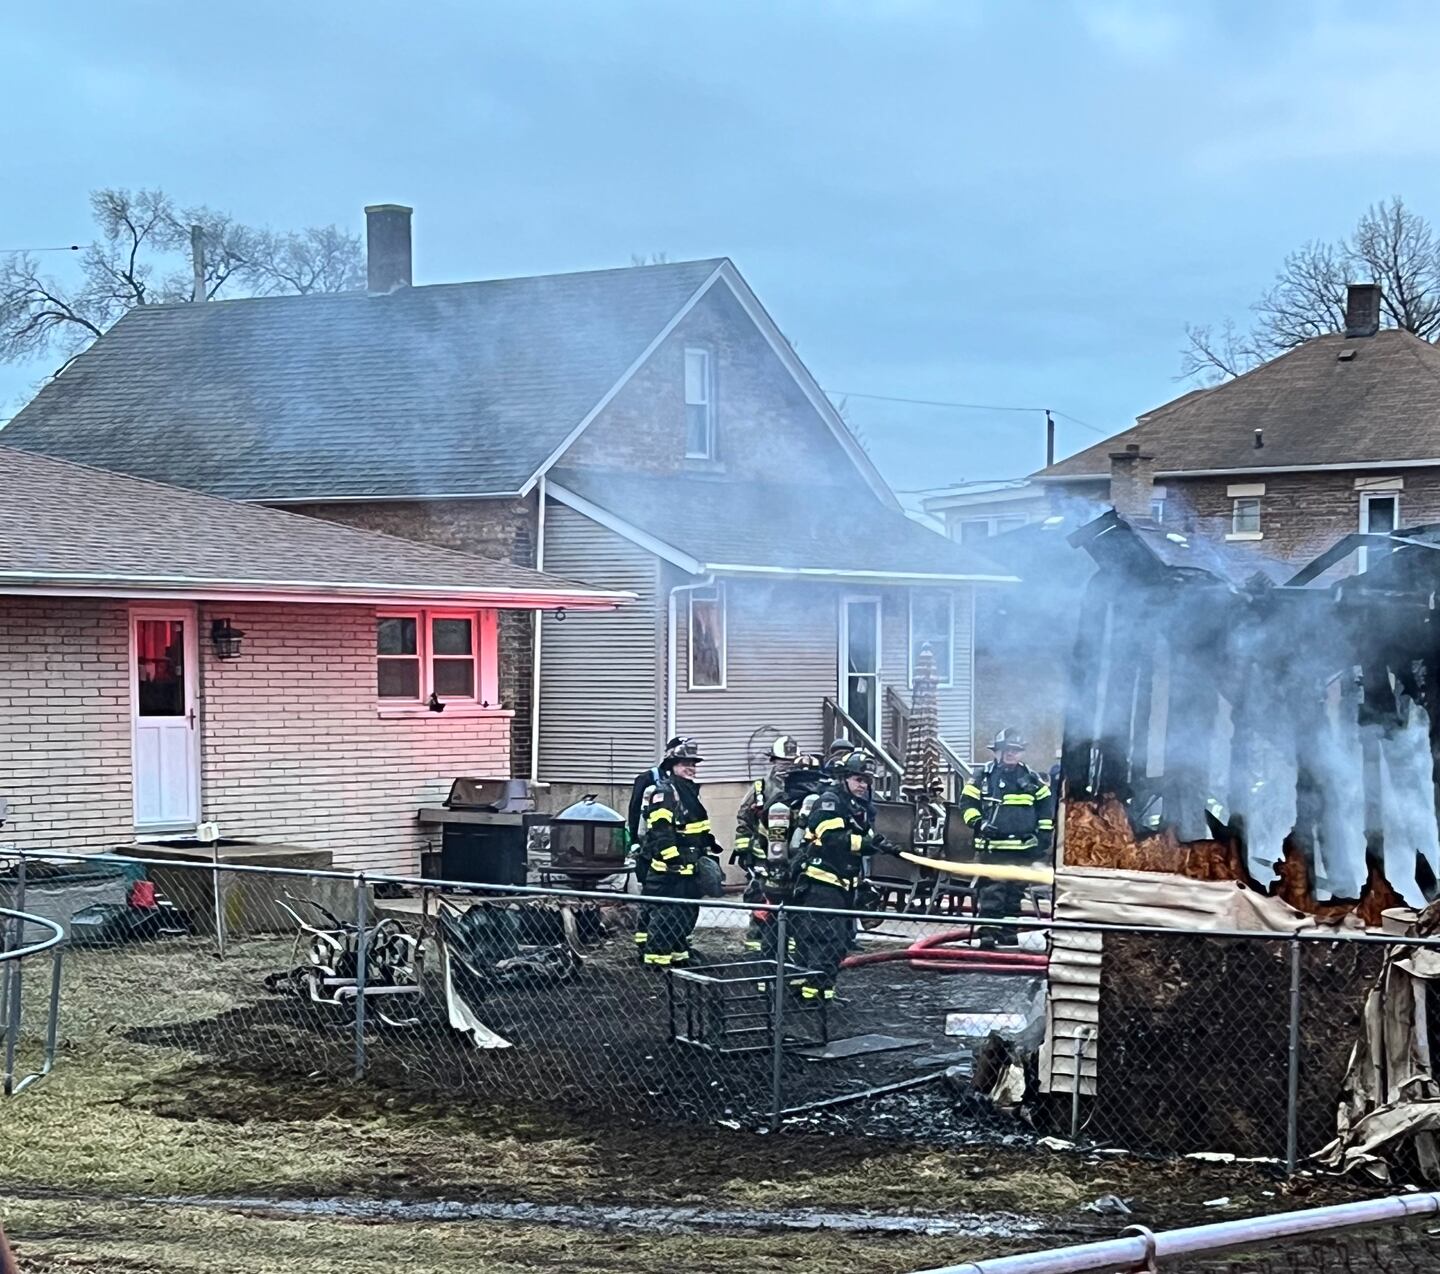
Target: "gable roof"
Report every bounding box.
[0,446,629,609]
[1037,329,1440,480]
[548,468,1012,582]
[0,258,896,507]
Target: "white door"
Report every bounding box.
[1359,491,1399,573]
[839,596,882,742]
[131,609,201,831]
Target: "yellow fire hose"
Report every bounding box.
[899,850,1054,885]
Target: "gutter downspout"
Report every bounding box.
[530,474,547,782]
[667,572,715,743]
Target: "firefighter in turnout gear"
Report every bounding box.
[638,738,720,967]
[959,728,1054,949]
[754,752,827,961]
[735,736,801,951]
[793,750,885,999]
[628,735,683,960]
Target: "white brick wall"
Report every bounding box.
[0,597,513,873]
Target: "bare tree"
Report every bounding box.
[1182,197,1440,383]
[0,188,363,370]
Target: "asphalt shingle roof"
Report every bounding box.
[0,446,626,605]
[550,468,1010,579]
[0,259,723,501]
[1038,329,1440,479]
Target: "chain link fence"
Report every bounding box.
[3,848,1434,1173]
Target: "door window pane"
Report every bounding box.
[846,601,878,674]
[136,619,186,716]
[1366,495,1397,535]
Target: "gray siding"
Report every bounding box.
[673,578,839,782]
[881,586,975,765]
[538,503,662,783]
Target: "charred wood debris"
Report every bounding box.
[1060,511,1440,927]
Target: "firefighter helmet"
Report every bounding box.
[662,737,704,767]
[989,727,1028,753]
[835,749,877,779]
[769,734,800,762]
[826,736,854,758]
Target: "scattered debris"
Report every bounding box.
[1203,1196,1233,1208]
[1082,1194,1132,1216]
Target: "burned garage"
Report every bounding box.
[1046,507,1440,1160]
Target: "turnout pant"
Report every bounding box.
[741,871,768,952]
[975,849,1034,945]
[640,871,700,966]
[791,880,852,998]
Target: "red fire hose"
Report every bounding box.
[841,926,1049,975]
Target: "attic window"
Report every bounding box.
[684,347,716,460]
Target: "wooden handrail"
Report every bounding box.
[821,697,903,776]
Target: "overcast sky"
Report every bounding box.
[6,1,1440,491]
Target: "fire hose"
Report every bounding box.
[841,926,1049,976]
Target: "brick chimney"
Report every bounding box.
[1109,443,1156,522]
[1344,282,1381,338]
[365,204,413,294]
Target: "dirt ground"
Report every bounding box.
[0,926,1430,1272]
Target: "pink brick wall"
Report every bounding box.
[0,598,131,852]
[0,597,512,873]
[197,602,511,873]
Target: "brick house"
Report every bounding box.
[1,205,1008,813]
[1036,284,1440,564]
[0,447,625,871]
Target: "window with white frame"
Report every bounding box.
[688,585,726,689]
[684,346,716,459]
[376,610,499,706]
[1231,496,1262,535]
[909,591,954,686]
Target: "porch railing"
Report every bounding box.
[822,697,904,799]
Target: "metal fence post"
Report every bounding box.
[3,853,26,1096]
[769,904,788,1131]
[353,873,368,1080]
[1286,933,1302,1175]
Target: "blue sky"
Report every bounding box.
[6,0,1440,491]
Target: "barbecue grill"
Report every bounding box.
[535,797,631,889]
[417,778,549,887]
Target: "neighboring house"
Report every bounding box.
[0,446,626,872]
[1,205,1009,813]
[1035,284,1440,565]
[921,479,1051,545]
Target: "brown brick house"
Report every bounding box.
[1,206,1008,812]
[0,447,625,872]
[1036,284,1440,565]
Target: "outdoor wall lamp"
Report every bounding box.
[210,619,245,660]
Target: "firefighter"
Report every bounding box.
[734,735,801,952]
[959,728,1054,949]
[792,750,884,1000]
[627,736,682,960]
[753,752,827,962]
[638,738,720,967]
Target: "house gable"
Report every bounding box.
[555,272,885,501]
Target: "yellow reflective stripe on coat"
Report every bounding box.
[648,807,674,824]
[1035,785,1052,800]
[813,816,846,837]
[961,784,982,800]
[978,837,1036,850]
[683,820,711,834]
[803,865,853,889]
[734,835,752,850]
[1036,819,1055,831]
[850,833,864,852]
[659,846,680,860]
[961,808,982,825]
[1001,793,1035,806]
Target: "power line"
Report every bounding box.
[824,387,1110,436]
[0,244,83,254]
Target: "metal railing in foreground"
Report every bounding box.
[0,888,66,1096]
[909,1191,1440,1273]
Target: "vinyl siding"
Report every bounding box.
[672,577,839,782]
[538,502,663,783]
[880,586,975,764]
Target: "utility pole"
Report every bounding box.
[1044,409,1056,467]
[190,225,205,302]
